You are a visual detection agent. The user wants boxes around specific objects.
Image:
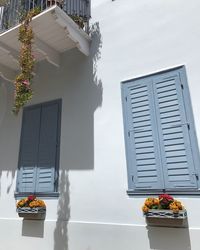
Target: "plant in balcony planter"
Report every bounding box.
[0,0,8,6]
[16,195,46,220]
[69,15,85,29]
[13,7,40,114]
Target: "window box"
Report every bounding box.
[144,209,188,228]
[16,195,46,220]
[142,194,188,227]
[17,207,46,220]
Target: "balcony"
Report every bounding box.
[0,0,91,81]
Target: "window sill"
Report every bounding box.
[14,192,59,199]
[127,189,200,197]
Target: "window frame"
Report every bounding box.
[15,99,62,199]
[121,66,200,195]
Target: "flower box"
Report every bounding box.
[142,194,188,228]
[17,207,46,220]
[144,209,188,228]
[16,195,46,220]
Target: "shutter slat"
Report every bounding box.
[166,150,186,157]
[157,81,176,91]
[159,100,179,108]
[158,89,177,98]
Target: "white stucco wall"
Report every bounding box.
[0,0,200,249]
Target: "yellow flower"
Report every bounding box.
[169,202,179,213]
[16,198,27,208]
[153,198,159,205]
[145,198,154,208]
[29,201,37,208]
[29,199,46,208]
[142,205,149,213]
[174,200,183,210]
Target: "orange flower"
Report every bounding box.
[153,198,159,205]
[145,198,154,208]
[174,200,183,210]
[16,198,27,208]
[16,196,46,208]
[169,202,179,213]
[142,205,149,213]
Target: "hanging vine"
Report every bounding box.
[13,8,40,114]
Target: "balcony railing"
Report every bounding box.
[0,0,91,33]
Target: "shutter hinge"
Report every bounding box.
[54,177,58,185]
[131,175,134,182]
[54,171,58,184]
[128,131,130,137]
[125,96,127,102]
[181,84,184,89]
[192,172,199,180]
[182,122,190,129]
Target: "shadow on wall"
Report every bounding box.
[22,220,44,238]
[54,170,70,250]
[53,22,103,250]
[0,81,17,195]
[147,226,191,250]
[59,22,103,171]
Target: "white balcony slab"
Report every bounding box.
[0,5,91,82]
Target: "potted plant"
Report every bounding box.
[142,194,187,227]
[69,15,85,29]
[16,195,46,220]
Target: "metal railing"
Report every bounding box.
[0,0,90,32]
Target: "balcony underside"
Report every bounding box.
[0,5,90,82]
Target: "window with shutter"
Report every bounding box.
[16,99,61,197]
[121,66,200,194]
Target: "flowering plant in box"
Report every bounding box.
[16,195,46,208]
[142,194,184,214]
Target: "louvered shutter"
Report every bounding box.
[35,101,60,193]
[153,72,198,190]
[17,106,41,193]
[122,79,164,191]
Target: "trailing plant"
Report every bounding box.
[13,7,40,114]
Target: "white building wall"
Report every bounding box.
[0,0,200,249]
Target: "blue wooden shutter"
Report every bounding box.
[35,101,60,193]
[17,106,41,193]
[122,79,164,191]
[153,71,198,190]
